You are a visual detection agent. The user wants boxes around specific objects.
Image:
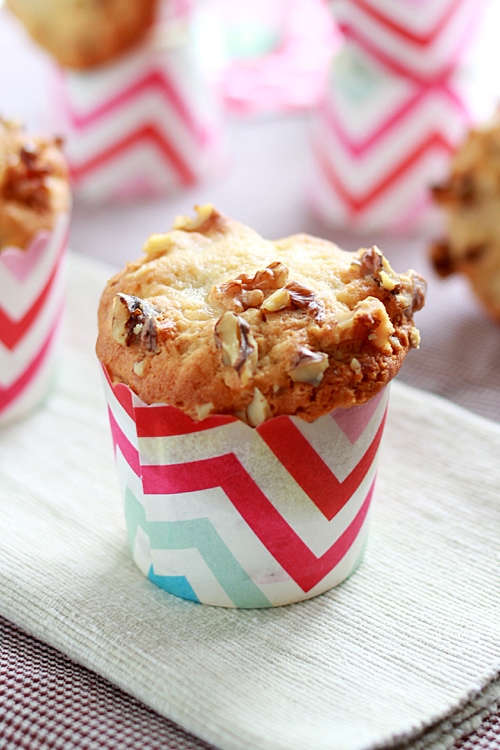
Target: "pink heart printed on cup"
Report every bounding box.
[96,205,427,607]
[0,119,71,426]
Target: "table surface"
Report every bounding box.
[1,4,500,749]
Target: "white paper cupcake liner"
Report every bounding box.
[0,214,69,426]
[101,364,389,608]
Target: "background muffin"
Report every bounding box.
[430,113,500,322]
[97,205,426,426]
[0,118,70,425]
[0,118,69,250]
[6,0,158,70]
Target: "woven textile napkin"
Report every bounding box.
[1,252,499,750]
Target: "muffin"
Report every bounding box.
[96,205,426,607]
[6,0,158,70]
[0,119,70,250]
[430,114,500,321]
[0,119,71,425]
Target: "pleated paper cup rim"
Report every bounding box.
[101,365,390,607]
[0,215,69,426]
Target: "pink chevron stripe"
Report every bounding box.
[0,312,61,411]
[339,20,478,85]
[258,412,386,521]
[349,0,466,46]
[0,231,50,282]
[143,454,376,592]
[318,81,470,158]
[60,69,208,147]
[0,227,67,350]
[69,124,197,187]
[135,403,236,437]
[314,130,455,214]
[102,367,136,421]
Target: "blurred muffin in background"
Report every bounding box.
[0,118,71,425]
[5,0,158,70]
[430,113,500,322]
[0,118,70,249]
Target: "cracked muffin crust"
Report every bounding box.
[0,119,70,250]
[6,0,158,70]
[430,114,500,321]
[96,205,426,426]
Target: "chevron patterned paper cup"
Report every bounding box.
[307,43,497,233]
[50,20,222,203]
[101,365,389,608]
[332,0,490,84]
[0,214,69,426]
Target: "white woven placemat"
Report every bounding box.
[0,251,499,750]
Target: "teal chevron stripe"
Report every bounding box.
[147,567,200,602]
[124,487,272,608]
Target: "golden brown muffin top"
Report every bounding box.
[0,119,70,250]
[97,205,426,425]
[6,0,158,70]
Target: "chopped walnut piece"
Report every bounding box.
[430,241,454,277]
[212,283,265,312]
[112,293,161,352]
[290,347,329,386]
[142,233,175,259]
[239,289,265,310]
[173,203,219,232]
[195,402,215,420]
[246,387,272,427]
[349,357,362,375]
[379,269,397,291]
[355,246,383,277]
[396,272,427,317]
[1,138,56,211]
[261,287,291,313]
[356,246,401,292]
[286,281,325,322]
[211,262,289,312]
[336,297,395,353]
[214,311,258,385]
[431,173,475,205]
[237,261,289,291]
[409,273,427,314]
[409,327,421,349]
[133,360,146,376]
